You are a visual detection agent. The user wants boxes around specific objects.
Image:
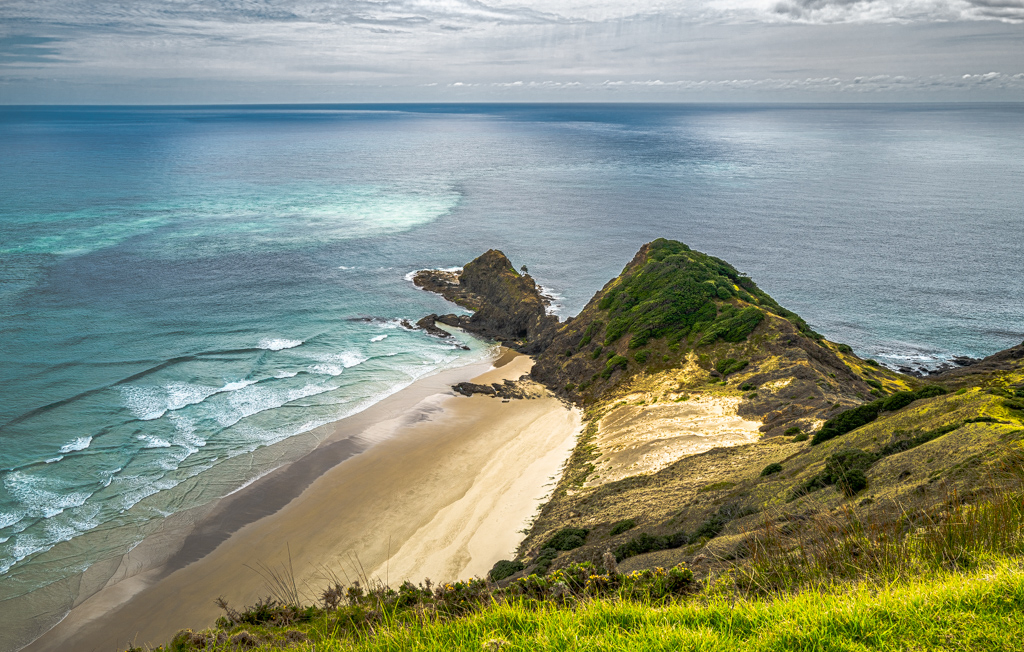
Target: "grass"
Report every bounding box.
[329,568,1024,652]
[153,562,1024,652]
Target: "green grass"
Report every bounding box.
[158,564,1024,651]
[358,569,1023,652]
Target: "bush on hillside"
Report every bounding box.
[812,385,950,445]
[489,560,525,582]
[610,519,637,536]
[544,527,590,551]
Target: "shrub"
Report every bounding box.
[793,432,809,442]
[600,355,629,379]
[590,346,603,359]
[880,391,916,412]
[761,462,783,476]
[489,560,525,582]
[544,527,589,551]
[740,382,757,391]
[614,530,689,562]
[716,286,732,300]
[864,378,884,390]
[812,402,883,445]
[577,320,602,350]
[836,343,853,354]
[837,469,868,496]
[700,307,765,346]
[916,385,949,399]
[532,548,559,575]
[610,519,637,536]
[813,384,951,445]
[784,426,802,436]
[865,359,880,367]
[564,383,576,392]
[715,358,749,376]
[633,350,650,364]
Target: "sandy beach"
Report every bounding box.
[23,350,580,652]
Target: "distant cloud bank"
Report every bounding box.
[1,0,1021,103]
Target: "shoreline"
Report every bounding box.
[21,349,580,652]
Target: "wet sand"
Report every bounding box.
[24,351,580,652]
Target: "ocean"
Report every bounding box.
[1,103,1022,646]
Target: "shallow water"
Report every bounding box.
[1,103,1022,643]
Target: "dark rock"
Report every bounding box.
[416,314,454,339]
[453,382,496,396]
[453,379,542,399]
[413,250,560,354]
[952,356,979,367]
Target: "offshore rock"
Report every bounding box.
[414,250,559,354]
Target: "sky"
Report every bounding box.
[0,0,1022,103]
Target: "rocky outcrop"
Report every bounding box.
[452,376,545,400]
[413,250,560,354]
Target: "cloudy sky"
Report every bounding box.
[1,0,1021,103]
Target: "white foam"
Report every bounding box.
[223,379,258,392]
[311,364,344,376]
[44,456,63,464]
[309,351,368,376]
[121,379,260,422]
[137,434,172,448]
[58,436,93,454]
[259,338,303,351]
[214,381,339,427]
[405,266,462,283]
[120,385,168,421]
[370,334,388,342]
[273,370,299,378]
[0,511,21,529]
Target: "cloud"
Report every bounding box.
[0,35,68,65]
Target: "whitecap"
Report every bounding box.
[370,335,388,342]
[311,364,344,376]
[0,511,21,530]
[59,436,93,454]
[119,385,168,421]
[273,370,299,378]
[309,351,368,375]
[44,456,63,464]
[221,379,258,392]
[258,338,303,351]
[137,434,172,448]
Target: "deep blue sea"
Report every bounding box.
[1,103,1023,635]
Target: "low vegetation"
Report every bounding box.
[143,482,1024,651]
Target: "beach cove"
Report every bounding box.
[22,349,580,652]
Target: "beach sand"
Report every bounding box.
[24,351,580,652]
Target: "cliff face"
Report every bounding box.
[413,249,559,354]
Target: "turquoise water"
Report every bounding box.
[1,104,1023,639]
